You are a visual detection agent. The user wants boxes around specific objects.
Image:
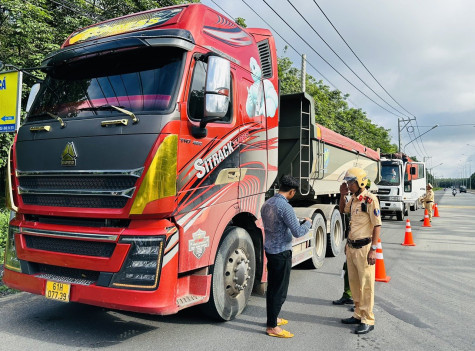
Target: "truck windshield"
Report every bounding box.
[28,47,184,121]
[379,164,400,185]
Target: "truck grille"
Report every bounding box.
[25,235,116,257]
[17,168,143,209]
[377,189,390,195]
[35,263,100,285]
[22,194,128,208]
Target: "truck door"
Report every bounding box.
[177,56,239,215]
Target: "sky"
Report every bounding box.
[203,0,475,179]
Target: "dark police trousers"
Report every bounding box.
[266,250,292,327]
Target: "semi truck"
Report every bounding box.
[376,153,426,221]
[3,3,380,320]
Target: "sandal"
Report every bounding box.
[267,329,294,338]
[277,318,288,326]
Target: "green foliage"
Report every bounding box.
[235,17,247,28]
[278,56,397,153]
[0,208,10,264]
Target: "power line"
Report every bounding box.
[286,0,411,119]
[417,123,475,127]
[49,0,103,20]
[260,0,405,119]
[311,0,417,119]
[210,0,342,94]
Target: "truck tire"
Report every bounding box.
[326,209,344,257]
[306,213,327,269]
[201,226,256,321]
[396,210,404,221]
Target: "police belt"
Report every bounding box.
[426,201,433,202]
[347,237,371,249]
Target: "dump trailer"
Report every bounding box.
[275,93,380,267]
[3,3,379,321]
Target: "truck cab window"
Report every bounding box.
[188,60,233,123]
[27,47,184,121]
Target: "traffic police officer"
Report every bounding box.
[338,167,381,334]
[419,183,435,221]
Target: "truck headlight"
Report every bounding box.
[388,196,402,202]
[110,236,165,290]
[4,225,21,272]
[129,134,178,215]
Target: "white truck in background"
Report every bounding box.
[376,153,426,221]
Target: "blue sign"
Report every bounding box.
[1,115,14,121]
[0,125,16,132]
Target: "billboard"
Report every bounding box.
[0,70,23,133]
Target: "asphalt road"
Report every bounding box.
[1,189,474,350]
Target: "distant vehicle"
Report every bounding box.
[460,186,467,193]
[452,188,457,196]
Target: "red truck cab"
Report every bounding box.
[4,4,279,320]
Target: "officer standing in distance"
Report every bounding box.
[339,167,382,334]
[419,183,435,221]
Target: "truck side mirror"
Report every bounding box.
[204,56,230,120]
[26,83,41,113]
[191,56,230,138]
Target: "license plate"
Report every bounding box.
[45,281,70,302]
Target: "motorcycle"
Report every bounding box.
[452,189,457,196]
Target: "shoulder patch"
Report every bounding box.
[374,209,380,217]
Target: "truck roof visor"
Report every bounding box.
[42,29,195,69]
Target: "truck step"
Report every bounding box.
[177,294,205,308]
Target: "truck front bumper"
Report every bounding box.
[2,218,209,315]
[380,201,404,214]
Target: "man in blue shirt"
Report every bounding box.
[261,175,312,338]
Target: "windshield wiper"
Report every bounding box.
[80,104,139,124]
[28,112,66,128]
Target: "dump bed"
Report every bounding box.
[277,93,380,200]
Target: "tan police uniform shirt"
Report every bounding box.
[421,189,434,205]
[344,189,382,240]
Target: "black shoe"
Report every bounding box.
[349,307,355,312]
[333,296,354,305]
[341,316,361,324]
[355,323,374,334]
[419,219,424,222]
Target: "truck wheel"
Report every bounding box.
[410,203,416,211]
[306,213,327,269]
[326,209,343,257]
[201,226,256,321]
[396,211,404,221]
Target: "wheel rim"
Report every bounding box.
[314,225,325,257]
[333,220,342,246]
[224,248,251,298]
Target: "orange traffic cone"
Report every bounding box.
[375,238,391,283]
[422,209,431,227]
[402,219,416,246]
[432,203,436,211]
[433,203,440,217]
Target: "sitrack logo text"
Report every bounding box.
[0,77,6,90]
[194,142,235,178]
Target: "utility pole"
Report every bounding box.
[398,117,416,152]
[301,54,306,93]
